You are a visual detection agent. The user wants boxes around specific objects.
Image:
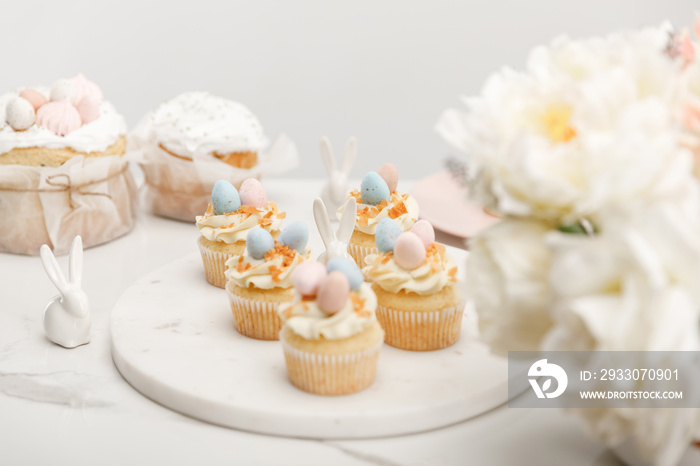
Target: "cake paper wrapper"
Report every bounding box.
[226,281,286,340]
[280,332,383,396]
[128,128,299,222]
[376,301,465,351]
[197,237,241,289]
[0,155,137,255]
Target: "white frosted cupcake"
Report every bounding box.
[338,164,419,266]
[131,91,268,221]
[196,178,285,288]
[363,219,464,351]
[278,258,384,395]
[225,222,310,340]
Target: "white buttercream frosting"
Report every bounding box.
[363,243,458,295]
[338,191,419,235]
[225,245,309,289]
[0,87,126,154]
[279,283,378,340]
[196,202,285,244]
[134,91,267,159]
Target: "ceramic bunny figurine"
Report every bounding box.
[314,197,357,264]
[40,236,91,348]
[320,136,356,217]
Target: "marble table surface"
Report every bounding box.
[1,177,698,465]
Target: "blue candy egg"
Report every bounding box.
[211,180,241,215]
[360,171,391,206]
[375,218,402,253]
[279,221,309,252]
[246,227,275,260]
[326,257,364,290]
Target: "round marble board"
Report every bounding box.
[110,249,509,439]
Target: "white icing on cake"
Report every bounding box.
[0,87,126,154]
[134,91,267,159]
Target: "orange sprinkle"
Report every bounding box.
[388,201,408,219]
[205,203,213,215]
[282,307,293,320]
[448,267,458,281]
[380,253,392,264]
[350,293,369,317]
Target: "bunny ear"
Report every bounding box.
[320,137,336,175]
[313,197,334,248]
[40,244,67,293]
[69,236,83,286]
[341,137,357,175]
[337,197,357,244]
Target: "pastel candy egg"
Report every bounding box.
[49,79,77,103]
[36,101,82,136]
[316,271,350,315]
[326,257,363,290]
[5,97,35,131]
[211,180,241,214]
[239,178,268,208]
[360,171,391,206]
[19,89,47,111]
[375,218,402,254]
[70,73,103,104]
[246,227,275,260]
[292,261,327,298]
[410,219,435,249]
[393,232,427,270]
[279,221,309,252]
[76,95,100,124]
[377,163,398,192]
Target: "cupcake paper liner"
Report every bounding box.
[348,242,377,268]
[376,301,465,351]
[226,283,285,340]
[197,237,232,289]
[280,332,383,396]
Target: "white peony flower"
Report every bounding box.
[467,218,554,355]
[541,203,700,466]
[436,25,693,224]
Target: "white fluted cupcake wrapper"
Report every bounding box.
[348,242,377,268]
[226,284,284,340]
[197,237,233,289]
[376,302,465,351]
[280,333,383,396]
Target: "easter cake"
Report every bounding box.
[196,178,285,288]
[338,163,419,266]
[132,91,269,221]
[0,74,136,255]
[278,258,384,395]
[225,222,310,340]
[363,219,464,351]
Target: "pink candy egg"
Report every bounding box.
[292,261,327,298]
[377,163,398,192]
[19,89,47,111]
[394,232,427,270]
[76,95,100,124]
[316,271,350,315]
[410,219,435,248]
[239,178,268,208]
[36,101,82,136]
[70,73,103,104]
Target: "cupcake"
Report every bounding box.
[196,178,285,288]
[0,74,136,255]
[131,91,269,221]
[338,163,419,266]
[363,219,464,351]
[278,258,384,395]
[225,222,310,340]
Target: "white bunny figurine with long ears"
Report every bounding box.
[320,136,356,217]
[314,197,357,265]
[40,236,91,348]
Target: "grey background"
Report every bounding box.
[1,0,695,178]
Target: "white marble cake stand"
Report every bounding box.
[110,251,510,439]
